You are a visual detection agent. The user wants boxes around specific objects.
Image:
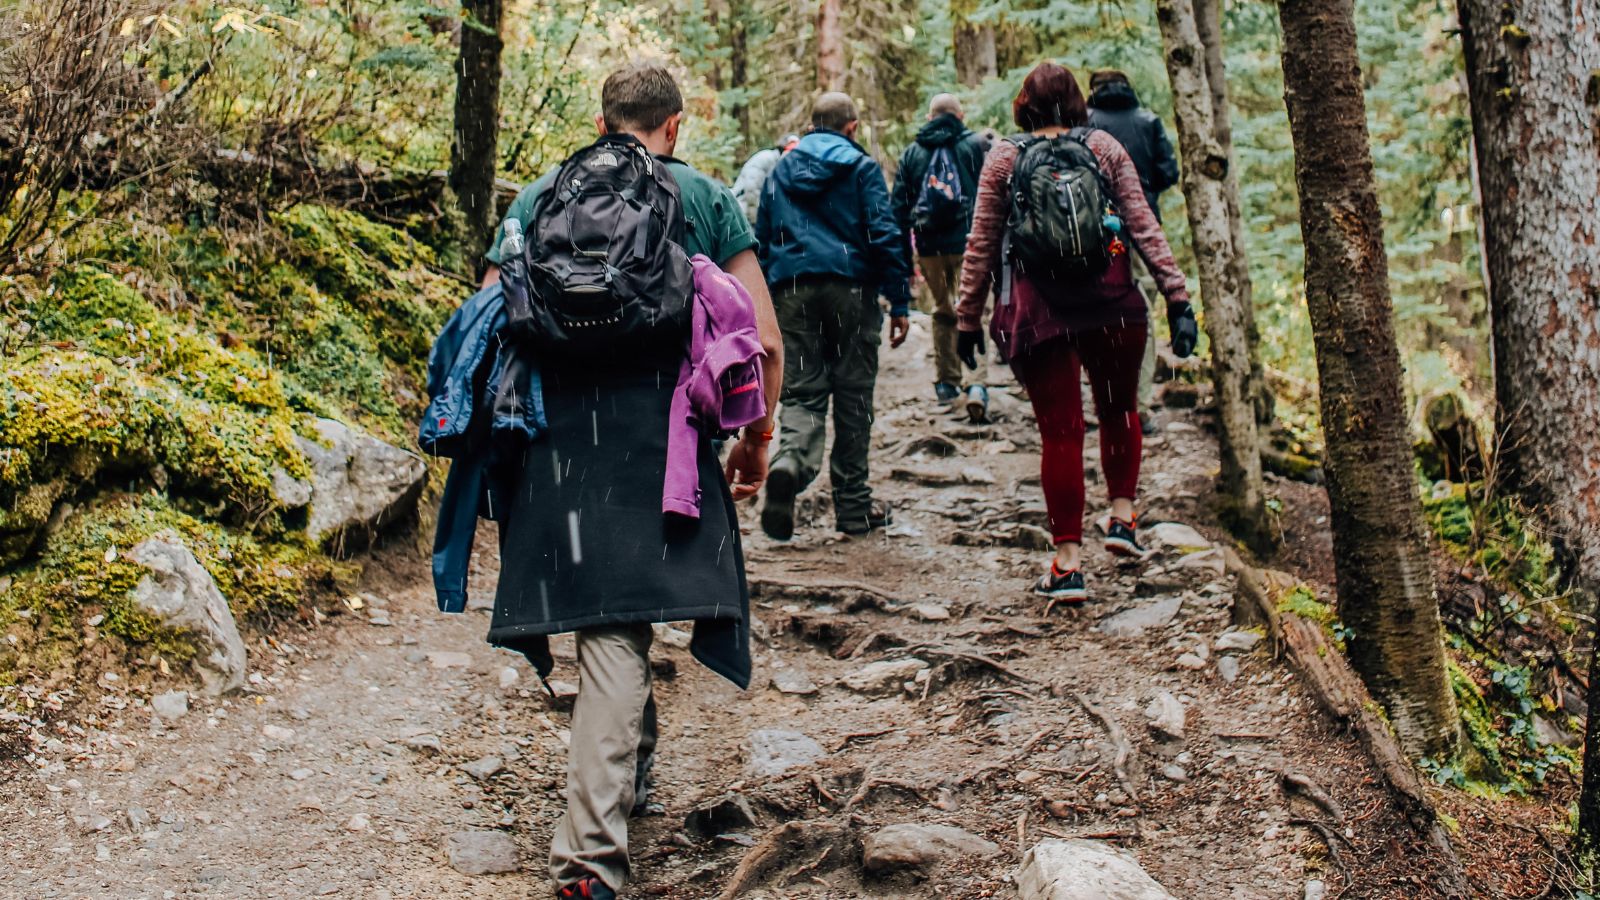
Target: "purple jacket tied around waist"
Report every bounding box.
[664,255,768,518]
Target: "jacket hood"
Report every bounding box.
[915,113,971,148]
[774,130,865,195]
[1088,80,1141,112]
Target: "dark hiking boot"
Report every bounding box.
[1139,410,1158,436]
[1105,517,1146,558]
[837,500,893,535]
[631,752,661,817]
[964,384,990,423]
[935,381,960,405]
[557,876,616,900]
[761,467,798,541]
[1033,564,1088,603]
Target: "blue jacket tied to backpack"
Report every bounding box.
[756,130,913,315]
[419,281,546,613]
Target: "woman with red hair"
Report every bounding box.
[957,61,1197,603]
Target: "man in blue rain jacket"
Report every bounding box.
[755,91,912,540]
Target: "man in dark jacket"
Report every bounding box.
[891,93,989,413]
[1088,69,1180,432]
[756,91,912,540]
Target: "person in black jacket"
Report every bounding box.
[891,93,990,416]
[1088,69,1180,433]
[756,91,912,540]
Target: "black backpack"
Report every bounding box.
[1004,128,1114,283]
[500,134,693,353]
[912,144,966,236]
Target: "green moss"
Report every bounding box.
[1448,659,1508,778]
[1422,482,1560,600]
[1278,584,1334,624]
[0,495,341,683]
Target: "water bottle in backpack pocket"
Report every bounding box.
[501,134,694,355]
[1004,128,1118,300]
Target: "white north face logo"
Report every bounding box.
[591,150,620,168]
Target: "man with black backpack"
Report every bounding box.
[756,91,912,540]
[1087,69,1181,434]
[891,93,989,418]
[478,63,783,900]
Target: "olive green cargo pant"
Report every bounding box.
[771,277,882,523]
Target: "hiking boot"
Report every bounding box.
[557,877,616,900]
[934,381,960,405]
[964,384,990,423]
[1033,564,1088,603]
[837,500,893,535]
[1105,517,1146,558]
[630,752,659,818]
[761,467,798,541]
[1139,410,1158,436]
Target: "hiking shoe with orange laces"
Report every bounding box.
[557,876,616,900]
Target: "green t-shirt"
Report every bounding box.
[484,158,757,267]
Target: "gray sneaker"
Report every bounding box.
[964,384,990,423]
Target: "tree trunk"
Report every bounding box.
[815,0,845,92]
[952,0,997,87]
[1277,0,1459,759]
[1455,0,1600,847]
[1193,0,1273,428]
[449,0,504,267]
[730,0,753,153]
[1156,0,1273,554]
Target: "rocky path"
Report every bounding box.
[4,319,1412,898]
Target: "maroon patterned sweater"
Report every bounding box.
[957,131,1191,360]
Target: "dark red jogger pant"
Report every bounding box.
[1013,323,1147,545]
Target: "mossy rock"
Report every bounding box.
[0,495,343,688]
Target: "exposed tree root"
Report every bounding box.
[1074,691,1139,802]
[1282,770,1346,825]
[716,820,851,900]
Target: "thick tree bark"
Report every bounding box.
[815,0,845,91]
[1193,0,1272,428]
[449,0,504,264]
[730,0,753,153]
[1156,0,1273,554]
[952,0,997,87]
[1277,0,1458,759]
[1455,0,1600,846]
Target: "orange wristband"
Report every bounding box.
[748,429,774,443]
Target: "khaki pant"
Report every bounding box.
[921,253,965,389]
[549,624,657,892]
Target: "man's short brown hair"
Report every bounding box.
[602,63,684,133]
[812,92,858,132]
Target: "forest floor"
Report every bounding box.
[0,318,1548,899]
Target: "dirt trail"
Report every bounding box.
[5,320,1425,898]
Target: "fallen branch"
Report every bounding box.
[749,577,905,606]
[831,728,899,752]
[844,774,928,811]
[1074,691,1139,802]
[809,773,838,807]
[1225,548,1470,897]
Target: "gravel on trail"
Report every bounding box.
[2,317,1441,898]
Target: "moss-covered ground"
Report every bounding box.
[0,204,459,693]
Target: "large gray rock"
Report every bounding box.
[745,729,825,777]
[1145,522,1212,554]
[1018,839,1177,899]
[1096,596,1183,638]
[128,538,247,695]
[863,823,1000,874]
[841,658,929,694]
[295,418,426,545]
[445,830,519,875]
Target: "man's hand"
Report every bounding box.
[957,328,986,370]
[889,315,911,348]
[724,432,771,501]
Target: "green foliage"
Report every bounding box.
[1423,481,1560,601]
[1431,654,1578,793]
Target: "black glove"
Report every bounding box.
[957,329,986,371]
[1168,302,1198,359]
